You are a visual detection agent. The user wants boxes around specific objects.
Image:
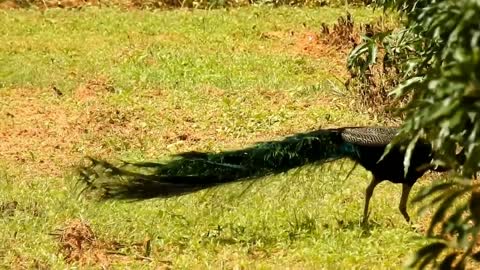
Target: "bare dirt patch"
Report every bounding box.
[0,83,232,178]
[0,84,149,177]
[0,0,18,8]
[260,15,361,79]
[0,88,74,175]
[261,14,390,83]
[265,14,401,119]
[73,77,116,103]
[292,15,361,78]
[0,75,347,179]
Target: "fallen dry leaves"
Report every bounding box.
[54,219,124,267]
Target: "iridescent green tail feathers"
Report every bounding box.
[78,127,396,200]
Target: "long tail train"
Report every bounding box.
[79,128,362,200]
[79,126,469,223]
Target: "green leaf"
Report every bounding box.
[471,251,480,262]
[412,182,455,204]
[390,76,423,97]
[439,252,459,270]
[427,189,471,236]
[442,204,469,235]
[408,242,447,268]
[403,132,420,177]
[367,41,378,66]
[351,0,480,267]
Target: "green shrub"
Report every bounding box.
[349,0,480,268]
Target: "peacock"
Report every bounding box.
[79,126,453,223]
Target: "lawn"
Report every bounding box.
[0,6,438,269]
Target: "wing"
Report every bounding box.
[341,127,399,146]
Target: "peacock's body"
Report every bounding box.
[80,126,447,223]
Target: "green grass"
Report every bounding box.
[0,6,435,269]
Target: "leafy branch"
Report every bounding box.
[348,0,480,268]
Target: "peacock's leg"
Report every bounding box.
[399,184,413,222]
[363,176,382,224]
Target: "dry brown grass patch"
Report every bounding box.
[293,15,358,57]
[0,85,151,177]
[54,219,126,267]
[73,77,116,103]
[0,0,252,9]
[261,16,361,79]
[53,219,169,267]
[0,0,18,8]
[0,88,75,175]
[9,255,50,270]
[277,14,403,120]
[0,0,99,9]
[264,30,349,63]
[320,13,359,49]
[294,14,365,79]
